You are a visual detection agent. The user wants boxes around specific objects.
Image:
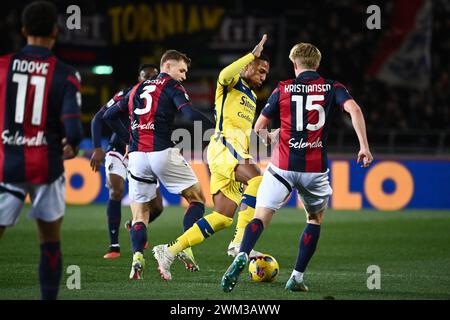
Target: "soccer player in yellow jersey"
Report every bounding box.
[153,35,271,280]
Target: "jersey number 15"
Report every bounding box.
[291,95,325,131]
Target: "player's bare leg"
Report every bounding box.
[212,191,238,218]
[36,218,63,300]
[228,160,264,258]
[103,173,124,259]
[149,187,164,222]
[286,209,326,292]
[125,187,163,230]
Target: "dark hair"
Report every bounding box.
[138,63,159,73]
[160,50,191,67]
[22,1,57,37]
[256,53,270,64]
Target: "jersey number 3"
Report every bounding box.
[12,73,46,126]
[135,85,156,115]
[292,95,325,131]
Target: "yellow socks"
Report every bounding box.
[168,211,233,256]
[231,175,262,245]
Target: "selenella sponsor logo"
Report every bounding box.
[1,130,47,146]
[131,120,155,130]
[289,137,323,149]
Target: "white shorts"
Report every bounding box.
[0,175,66,227]
[128,148,198,203]
[256,163,332,214]
[105,151,128,181]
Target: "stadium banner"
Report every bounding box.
[63,157,450,210]
[366,0,432,89]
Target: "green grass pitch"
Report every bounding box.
[1,205,449,300]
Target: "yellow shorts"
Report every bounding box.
[207,137,252,206]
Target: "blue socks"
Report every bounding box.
[183,202,204,231]
[240,218,264,255]
[295,223,321,272]
[130,222,147,253]
[39,241,62,300]
[107,199,121,246]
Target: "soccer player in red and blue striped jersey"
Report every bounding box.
[222,42,373,293]
[104,50,213,280]
[90,64,163,259]
[0,1,83,300]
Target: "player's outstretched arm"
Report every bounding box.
[180,104,215,129]
[343,99,373,168]
[218,34,268,86]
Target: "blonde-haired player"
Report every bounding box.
[221,42,373,292]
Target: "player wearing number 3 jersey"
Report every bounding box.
[104,50,213,280]
[222,42,373,293]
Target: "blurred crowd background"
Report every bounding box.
[1,0,449,155]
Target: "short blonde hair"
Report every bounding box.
[289,43,321,69]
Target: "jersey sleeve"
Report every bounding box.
[171,81,191,110]
[62,69,83,146]
[103,103,129,144]
[218,53,255,86]
[113,89,131,113]
[91,107,106,149]
[62,69,82,119]
[333,82,353,110]
[261,87,281,119]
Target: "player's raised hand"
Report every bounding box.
[252,34,268,58]
[357,148,373,168]
[90,147,105,172]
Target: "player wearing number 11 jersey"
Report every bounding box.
[222,42,373,293]
[0,1,83,300]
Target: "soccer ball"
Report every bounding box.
[248,254,279,282]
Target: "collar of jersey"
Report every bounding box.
[296,70,320,81]
[157,72,170,79]
[235,78,256,103]
[21,45,53,57]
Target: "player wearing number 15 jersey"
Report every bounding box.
[0,1,83,300]
[222,42,373,293]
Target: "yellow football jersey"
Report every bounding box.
[212,53,257,154]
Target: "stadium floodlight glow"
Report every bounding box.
[91,65,113,75]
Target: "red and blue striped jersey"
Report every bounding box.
[0,45,82,184]
[116,73,191,153]
[262,71,352,173]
